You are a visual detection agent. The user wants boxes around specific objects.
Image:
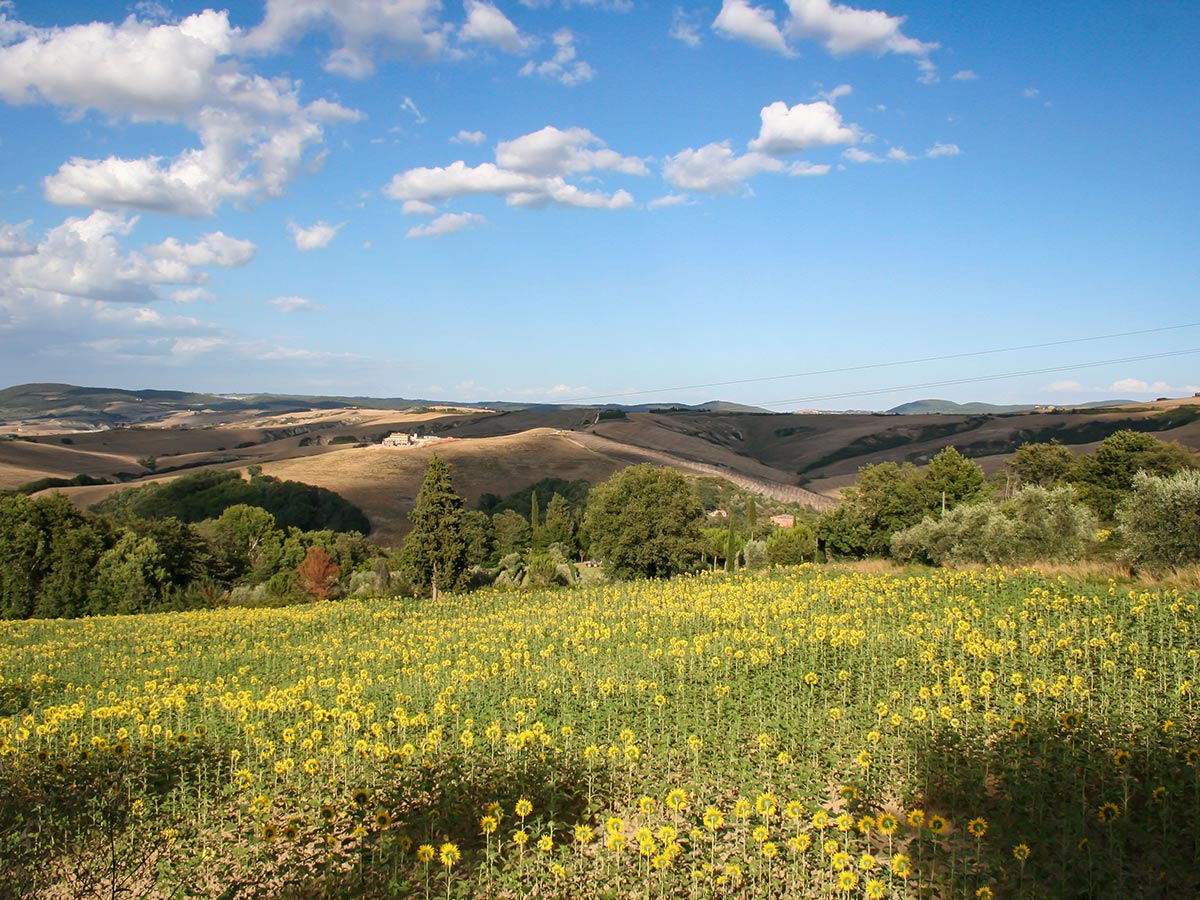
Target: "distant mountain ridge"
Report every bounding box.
[885,398,1139,415]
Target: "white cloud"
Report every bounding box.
[495,126,648,177]
[886,146,912,162]
[518,0,631,9]
[288,220,344,250]
[169,287,215,304]
[269,295,328,313]
[519,28,594,85]
[405,212,487,239]
[460,1,532,54]
[747,100,857,155]
[712,0,938,77]
[788,160,830,176]
[713,1,792,56]
[400,96,427,123]
[842,147,882,163]
[1,212,255,304]
[242,0,450,78]
[452,129,487,145]
[670,7,703,47]
[663,143,782,195]
[386,124,641,210]
[819,83,853,102]
[0,220,34,257]
[648,193,693,209]
[1023,87,1040,99]
[402,200,438,216]
[952,69,977,81]
[925,142,960,158]
[1045,377,1199,396]
[0,10,362,217]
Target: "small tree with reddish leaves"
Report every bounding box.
[296,546,339,601]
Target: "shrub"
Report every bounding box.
[1116,469,1200,569]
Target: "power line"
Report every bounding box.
[562,322,1200,405]
[754,347,1200,409]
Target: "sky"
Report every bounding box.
[0,0,1197,411]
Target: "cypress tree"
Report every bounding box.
[401,456,469,599]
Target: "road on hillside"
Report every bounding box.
[561,431,837,511]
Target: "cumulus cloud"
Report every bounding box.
[0,10,361,217]
[460,1,532,54]
[711,0,938,79]
[242,0,450,78]
[747,100,857,155]
[495,126,647,177]
[452,129,487,144]
[402,200,438,216]
[663,143,783,195]
[925,142,960,158]
[268,295,328,313]
[842,146,882,163]
[1047,378,1199,396]
[519,28,594,85]
[952,69,977,81]
[713,1,793,56]
[518,0,631,9]
[0,220,34,257]
[405,212,487,239]
[288,220,344,250]
[0,212,255,304]
[648,193,693,209]
[385,124,643,210]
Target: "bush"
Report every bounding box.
[1117,469,1200,569]
[891,485,1097,566]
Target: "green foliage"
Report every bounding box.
[491,509,532,560]
[1069,430,1198,520]
[817,448,989,558]
[8,473,112,496]
[765,523,818,566]
[1116,469,1200,569]
[0,493,110,619]
[890,485,1098,566]
[582,464,704,580]
[196,504,284,585]
[401,456,470,598]
[478,478,592,516]
[1006,441,1075,487]
[93,468,370,534]
[460,510,495,568]
[88,532,171,615]
[539,493,578,555]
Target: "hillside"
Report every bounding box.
[5,383,1200,545]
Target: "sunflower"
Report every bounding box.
[928,815,947,835]
[877,813,898,836]
[513,829,529,847]
[703,807,725,831]
[831,851,851,871]
[481,815,499,834]
[1112,749,1132,769]
[1009,718,1027,736]
[1152,786,1168,803]
[891,853,911,877]
[865,879,886,899]
[1184,747,1199,767]
[976,888,994,900]
[1013,844,1031,862]
[785,800,805,820]
[283,822,300,841]
[261,823,278,841]
[439,842,460,867]
[812,810,830,829]
[1060,711,1080,730]
[1098,802,1120,824]
[752,825,770,843]
[733,797,751,818]
[859,852,878,871]
[666,788,688,812]
[638,795,656,815]
[417,843,435,863]
[755,793,777,817]
[968,817,988,838]
[538,835,554,853]
[352,788,370,807]
[515,798,533,818]
[375,810,393,829]
[762,841,778,859]
[838,784,859,802]
[836,871,858,892]
[788,833,811,853]
[574,823,594,843]
[907,809,925,828]
[320,803,336,823]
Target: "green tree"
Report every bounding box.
[582,465,704,580]
[401,456,469,599]
[492,509,532,559]
[766,523,818,566]
[460,510,495,568]
[200,504,284,584]
[529,491,540,544]
[1007,441,1075,487]
[923,446,987,512]
[1117,469,1200,569]
[1070,430,1198,520]
[88,532,170,615]
[540,493,578,555]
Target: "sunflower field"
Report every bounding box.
[1,566,1197,899]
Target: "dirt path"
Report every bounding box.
[563,431,837,511]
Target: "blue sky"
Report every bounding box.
[0,0,1196,410]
